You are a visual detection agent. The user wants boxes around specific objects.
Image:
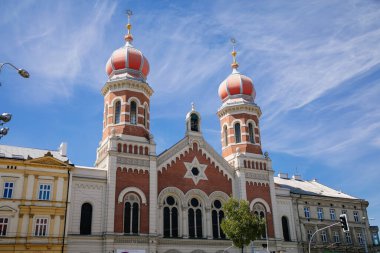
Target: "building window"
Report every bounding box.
[234,123,241,143]
[321,230,328,243]
[307,230,313,241]
[372,232,379,245]
[342,209,347,215]
[38,184,51,200]
[130,101,137,125]
[188,198,203,238]
[0,218,8,236]
[253,203,267,239]
[114,101,121,124]
[317,207,324,221]
[333,231,340,243]
[80,203,92,235]
[3,182,14,199]
[304,207,310,219]
[358,233,364,245]
[34,218,48,236]
[163,196,179,238]
[190,113,199,132]
[330,209,336,220]
[248,123,255,143]
[124,193,139,234]
[353,211,359,223]
[345,232,352,244]
[212,200,225,239]
[282,216,290,241]
[223,125,228,146]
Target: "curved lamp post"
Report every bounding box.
[0,62,30,78]
[0,62,29,139]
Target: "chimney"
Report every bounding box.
[278,172,289,179]
[58,142,67,157]
[292,174,302,180]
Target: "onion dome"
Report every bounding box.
[105,12,150,81]
[218,41,255,102]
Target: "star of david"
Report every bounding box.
[184,157,208,185]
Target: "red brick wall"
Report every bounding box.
[114,168,150,234]
[158,144,232,197]
[246,182,275,238]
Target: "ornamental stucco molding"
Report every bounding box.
[116,157,150,167]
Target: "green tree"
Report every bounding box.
[221,197,265,253]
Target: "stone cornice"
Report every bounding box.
[217,102,262,118]
[101,78,154,97]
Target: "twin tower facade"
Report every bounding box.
[68,21,285,253]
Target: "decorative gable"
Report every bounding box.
[25,155,72,168]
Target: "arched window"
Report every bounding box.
[124,193,140,234]
[190,113,199,132]
[223,125,228,146]
[234,123,241,143]
[130,101,137,125]
[114,101,121,124]
[212,200,225,239]
[248,123,255,143]
[282,216,290,241]
[80,203,92,235]
[253,203,267,239]
[163,196,179,238]
[188,198,203,238]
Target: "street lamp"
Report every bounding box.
[0,62,29,139]
[0,62,30,78]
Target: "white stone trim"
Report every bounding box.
[118,187,147,205]
[250,198,271,214]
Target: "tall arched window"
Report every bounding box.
[188,198,203,238]
[223,126,228,146]
[124,193,140,234]
[234,123,241,143]
[130,101,137,125]
[80,203,92,235]
[114,101,121,124]
[212,200,225,239]
[248,123,255,143]
[282,216,290,241]
[190,113,199,132]
[163,196,179,238]
[253,203,267,239]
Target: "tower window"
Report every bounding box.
[190,113,199,132]
[223,125,228,146]
[282,216,290,242]
[234,123,241,143]
[130,101,137,125]
[248,123,255,143]
[114,101,121,124]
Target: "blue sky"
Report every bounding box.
[1,0,380,226]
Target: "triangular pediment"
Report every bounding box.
[25,155,72,168]
[157,135,234,180]
[0,205,17,216]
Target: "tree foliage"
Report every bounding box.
[221,197,265,250]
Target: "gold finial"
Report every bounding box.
[125,9,133,42]
[230,37,239,69]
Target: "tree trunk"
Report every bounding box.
[241,245,244,253]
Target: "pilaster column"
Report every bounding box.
[182,207,188,238]
[149,157,157,235]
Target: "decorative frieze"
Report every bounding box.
[117,157,150,167]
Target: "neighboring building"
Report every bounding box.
[0,143,72,252]
[1,17,377,253]
[275,174,373,253]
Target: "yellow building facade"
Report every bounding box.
[0,144,72,252]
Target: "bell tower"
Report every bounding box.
[94,12,158,246]
[217,39,263,161]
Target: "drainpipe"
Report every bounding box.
[62,170,71,253]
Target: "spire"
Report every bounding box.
[230,38,239,71]
[124,9,134,44]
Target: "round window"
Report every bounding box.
[191,167,199,176]
[191,198,199,207]
[166,196,175,206]
[214,200,222,209]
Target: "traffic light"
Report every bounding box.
[339,214,349,232]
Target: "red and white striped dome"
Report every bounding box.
[218,69,255,101]
[105,31,150,80]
